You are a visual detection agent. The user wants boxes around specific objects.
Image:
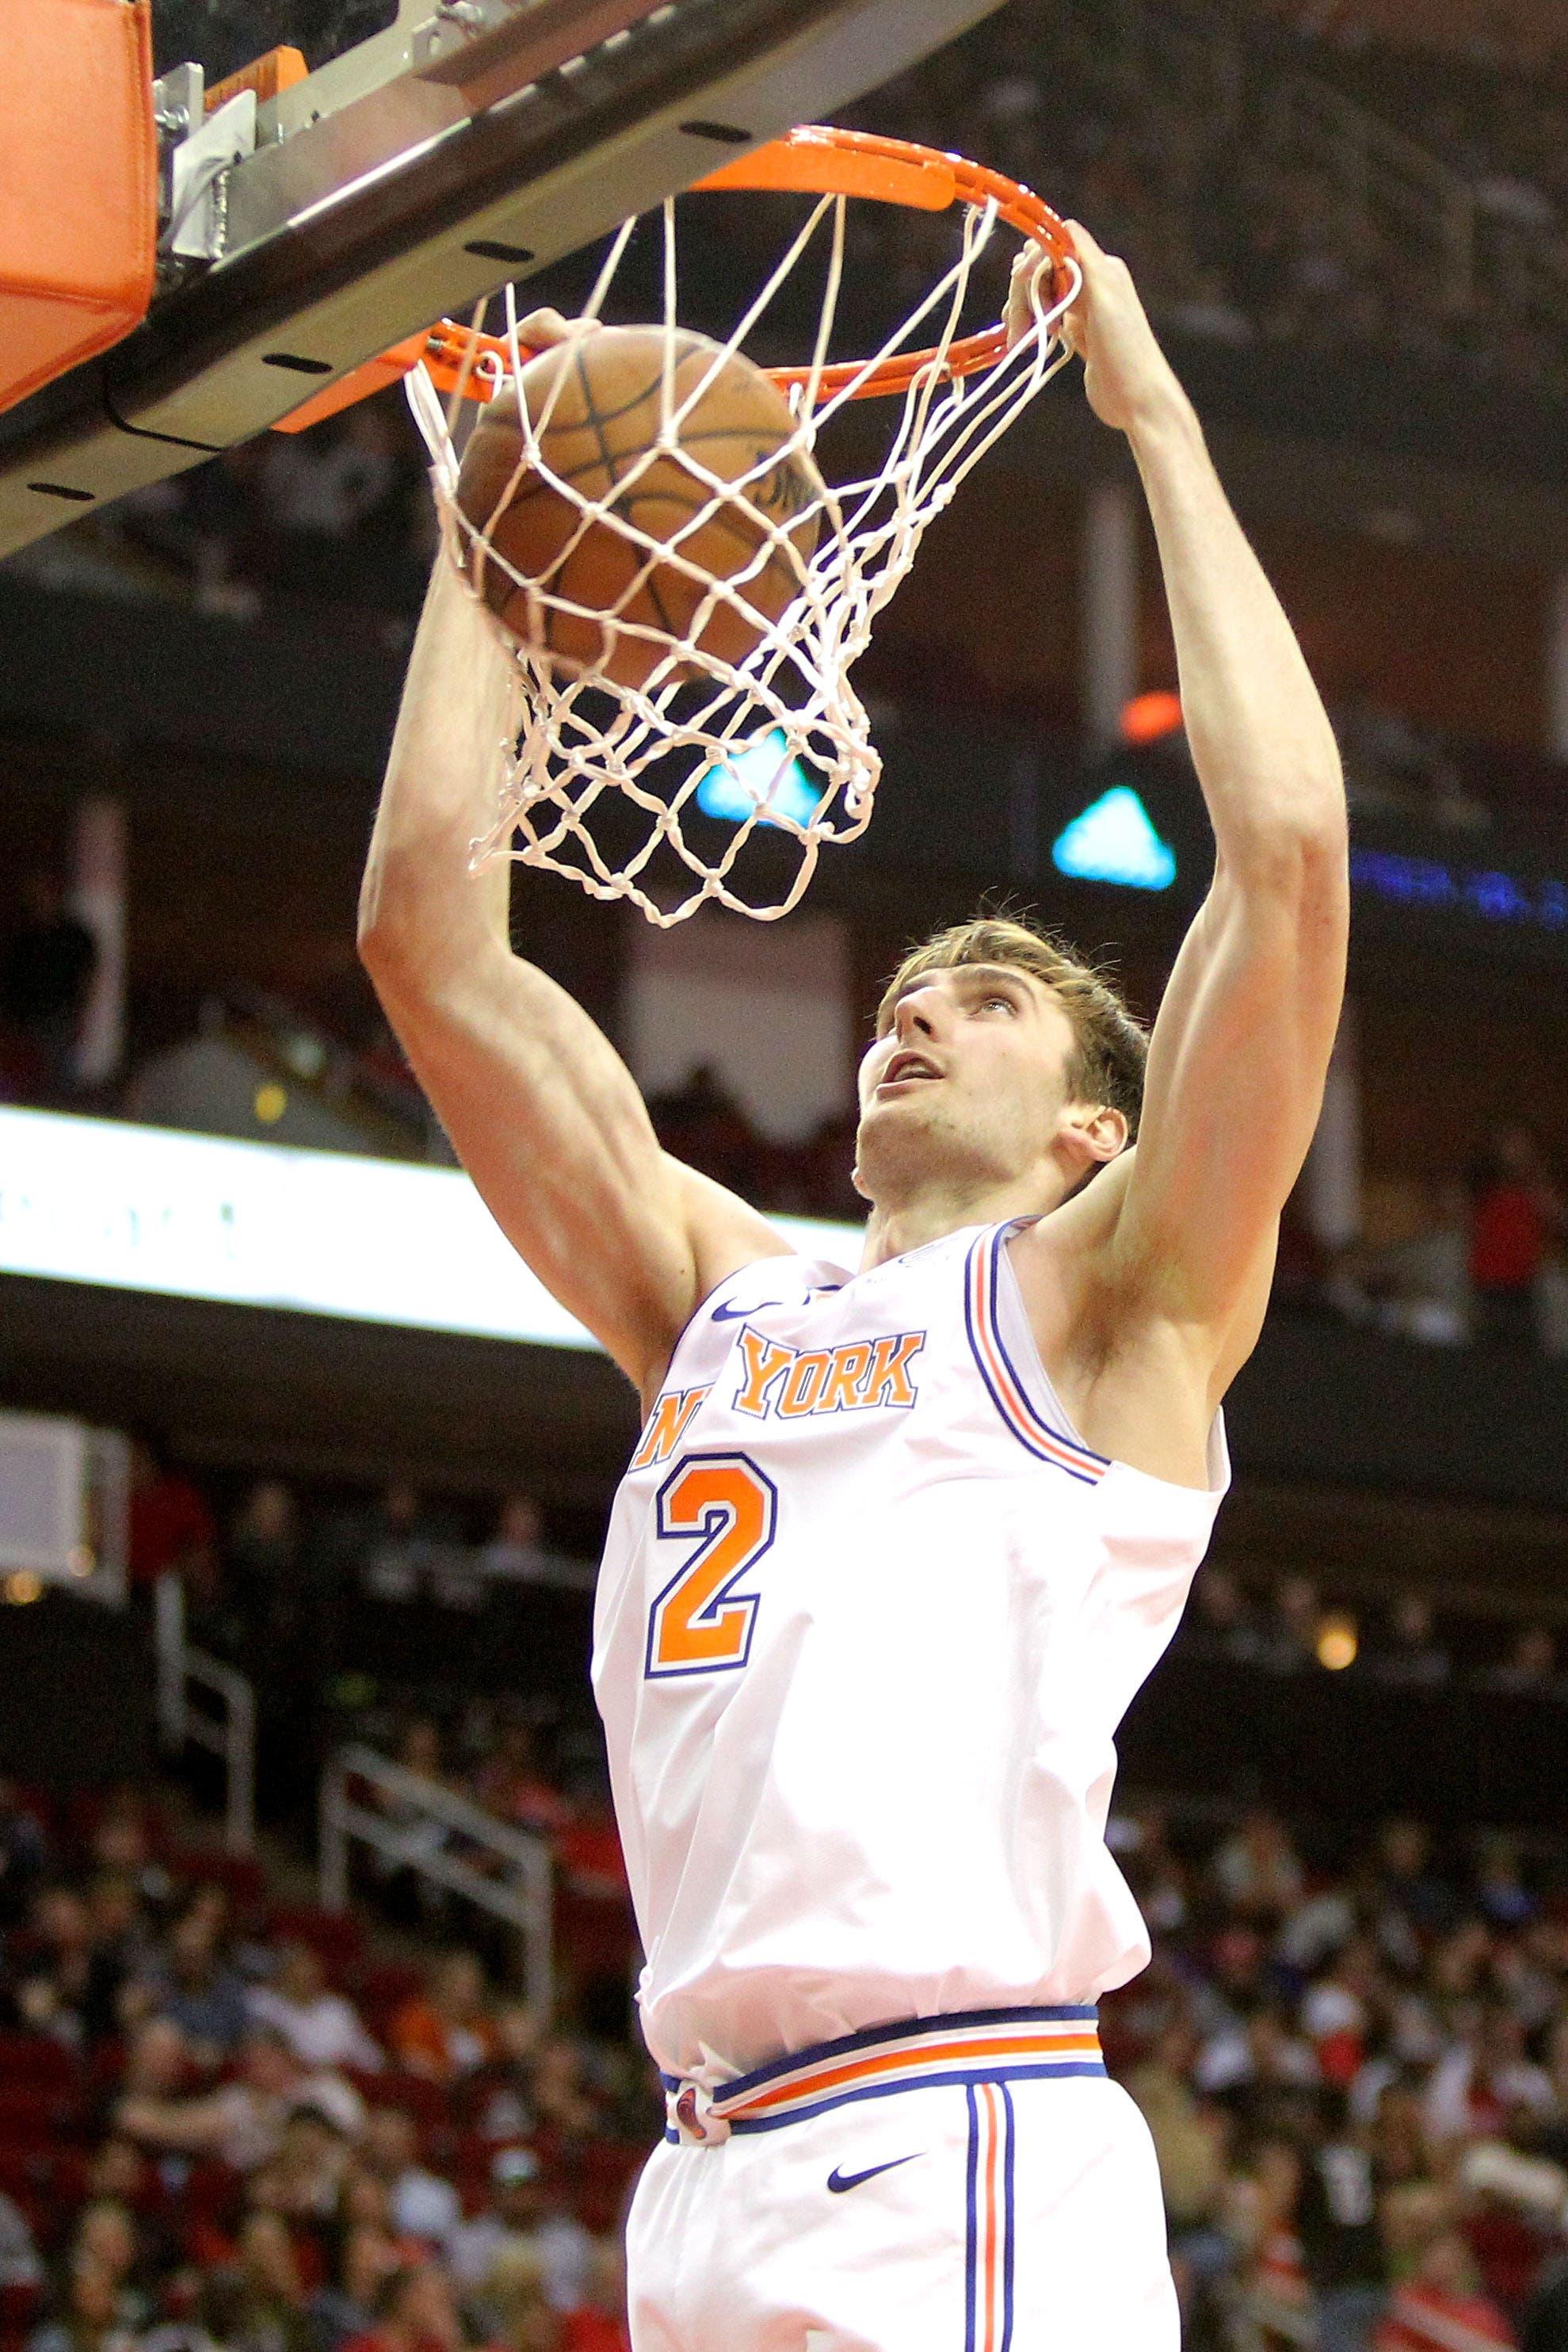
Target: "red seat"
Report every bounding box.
[366,2071,451,2135]
[0,2033,82,2094]
[265,1906,364,1977]
[166,1848,269,1915]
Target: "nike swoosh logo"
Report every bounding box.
[826,2154,921,2194]
[712,1285,844,1324]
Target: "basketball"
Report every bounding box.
[452,325,824,689]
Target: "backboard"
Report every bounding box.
[0,0,1013,558]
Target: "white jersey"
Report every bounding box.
[592,1217,1228,2086]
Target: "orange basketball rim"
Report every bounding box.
[273,125,1078,433]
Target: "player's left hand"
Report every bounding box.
[1006,223,1187,438]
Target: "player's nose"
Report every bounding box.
[893,986,944,1043]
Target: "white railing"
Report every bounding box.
[319,1743,554,2018]
[153,1573,257,1854]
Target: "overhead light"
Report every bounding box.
[1120,690,1182,746]
[1052,786,1177,892]
[1316,1612,1358,1671]
[254,1082,288,1124]
[695,729,822,830]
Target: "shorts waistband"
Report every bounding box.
[661,2003,1104,2143]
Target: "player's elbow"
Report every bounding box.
[1225,784,1347,898]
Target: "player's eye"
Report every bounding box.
[979,991,1017,1014]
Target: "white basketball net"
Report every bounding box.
[406,181,1080,926]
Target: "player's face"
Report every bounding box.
[853,963,1085,1203]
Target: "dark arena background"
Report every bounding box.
[4,0,1568,2344]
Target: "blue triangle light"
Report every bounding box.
[1051,786,1177,892]
[696,729,822,830]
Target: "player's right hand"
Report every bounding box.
[1057,222,1189,440]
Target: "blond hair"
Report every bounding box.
[876,914,1147,1137]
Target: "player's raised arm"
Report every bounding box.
[1048,227,1349,1376]
[357,364,790,1396]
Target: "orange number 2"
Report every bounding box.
[645,1453,776,1679]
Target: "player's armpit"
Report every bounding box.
[1105,834,1347,1346]
[368,941,791,1396]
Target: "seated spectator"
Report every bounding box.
[561,2241,630,2352]
[452,2148,591,2315]
[203,2214,315,2352]
[27,2257,136,2352]
[472,1726,570,1841]
[66,2204,150,2331]
[1369,1597,1452,1690]
[339,2263,464,2352]
[0,868,98,1102]
[357,2110,460,2254]
[0,2189,42,2291]
[6,1884,113,2048]
[1479,1628,1562,1700]
[485,2246,565,2352]
[467,2004,540,2144]
[388,1955,498,2085]
[251,2101,357,2229]
[116,2024,362,2176]
[1373,2228,1516,2350]
[1425,2003,1555,2145]
[127,1438,217,1598]
[1467,1127,1563,1355]
[0,1778,52,1930]
[139,1900,250,2060]
[1211,1810,1307,1927]
[477,1496,548,1587]
[248,1945,383,2074]
[308,2226,402,2352]
[528,2039,604,2147]
[357,1486,443,1606]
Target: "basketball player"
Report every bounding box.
[359,223,1348,2349]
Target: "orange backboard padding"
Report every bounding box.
[206,45,307,111]
[0,0,158,416]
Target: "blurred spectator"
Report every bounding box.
[561,2241,630,2352]
[0,1780,52,1930]
[358,2110,460,2253]
[452,2147,593,2314]
[0,2190,42,2290]
[1480,1628,1562,1700]
[140,1899,249,2060]
[27,2258,137,2352]
[127,1440,218,1599]
[206,2213,315,2352]
[388,1954,498,2085]
[1212,1811,1307,1926]
[0,869,97,1102]
[479,1498,548,1588]
[473,1725,572,1841]
[116,2023,362,2173]
[307,2224,401,2352]
[338,2262,463,2352]
[1373,2228,1515,2349]
[248,1945,383,2075]
[1467,1127,1565,1353]
[1370,1597,1452,1690]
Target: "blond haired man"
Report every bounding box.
[360,225,1347,2350]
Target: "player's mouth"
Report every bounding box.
[876,1049,943,1094]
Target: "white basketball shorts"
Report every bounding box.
[626,2006,1177,2352]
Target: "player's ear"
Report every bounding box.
[1061,1102,1127,1174]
